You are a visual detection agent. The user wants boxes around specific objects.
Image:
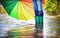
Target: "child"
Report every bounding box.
[32,0,43,33]
[32,0,43,38]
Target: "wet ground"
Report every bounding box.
[0,14,43,38]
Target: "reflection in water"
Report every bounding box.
[4,25,35,38]
[0,14,35,38]
[0,14,43,38]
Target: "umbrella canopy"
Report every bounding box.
[42,0,44,4]
[0,0,35,20]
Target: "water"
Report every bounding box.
[44,12,60,38]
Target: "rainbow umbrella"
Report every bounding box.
[0,0,34,20]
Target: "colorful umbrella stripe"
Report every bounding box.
[0,0,35,20]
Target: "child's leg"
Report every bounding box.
[32,0,39,16]
[39,0,43,11]
[39,16,43,29]
[37,0,43,16]
[35,16,41,32]
[38,0,43,30]
[35,16,43,32]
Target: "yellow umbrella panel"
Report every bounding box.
[18,1,34,20]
